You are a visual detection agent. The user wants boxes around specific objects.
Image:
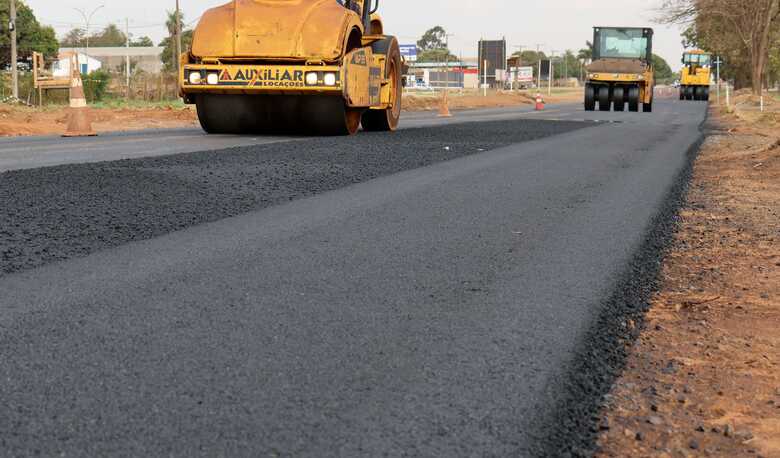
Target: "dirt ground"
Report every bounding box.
[596,107,780,457]
[402,89,583,111]
[0,89,583,137]
[0,104,199,137]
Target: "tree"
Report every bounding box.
[0,0,58,67]
[160,10,192,71]
[415,26,456,62]
[417,48,456,63]
[660,0,780,95]
[652,54,674,82]
[556,50,579,79]
[60,28,85,47]
[159,10,194,70]
[417,26,446,51]
[89,24,127,47]
[510,50,547,80]
[577,41,593,63]
[160,31,193,71]
[61,24,131,48]
[131,36,154,47]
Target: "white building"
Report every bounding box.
[59,47,164,74]
[53,51,102,77]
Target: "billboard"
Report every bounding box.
[539,59,551,81]
[399,44,418,62]
[477,38,506,87]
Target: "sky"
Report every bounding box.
[26,0,687,69]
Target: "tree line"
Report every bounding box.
[0,0,57,68]
[60,11,192,72]
[0,1,191,73]
[660,0,780,94]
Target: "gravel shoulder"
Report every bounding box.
[595,108,780,457]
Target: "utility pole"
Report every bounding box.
[549,50,558,96]
[512,45,524,91]
[175,0,182,78]
[10,0,18,99]
[535,44,544,90]
[126,18,131,99]
[714,55,722,105]
[483,59,488,97]
[74,5,105,58]
[444,33,455,93]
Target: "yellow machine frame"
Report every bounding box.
[584,27,655,113]
[679,50,712,101]
[179,0,401,135]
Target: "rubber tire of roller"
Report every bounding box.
[612,86,625,111]
[584,84,596,111]
[598,86,611,111]
[362,36,402,132]
[628,86,640,112]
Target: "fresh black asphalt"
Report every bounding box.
[0,119,588,276]
[0,100,708,456]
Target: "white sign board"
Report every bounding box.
[517,66,534,82]
[399,44,418,62]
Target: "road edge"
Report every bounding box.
[536,114,709,457]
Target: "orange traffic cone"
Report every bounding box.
[63,55,96,137]
[437,89,452,117]
[535,93,545,111]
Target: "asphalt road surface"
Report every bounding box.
[1,102,603,172]
[0,99,708,456]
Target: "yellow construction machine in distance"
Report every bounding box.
[679,50,712,101]
[179,0,402,135]
[584,27,655,113]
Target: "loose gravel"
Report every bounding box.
[536,124,706,457]
[0,119,588,276]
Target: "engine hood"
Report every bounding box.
[191,0,361,61]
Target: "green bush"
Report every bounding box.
[82,69,111,102]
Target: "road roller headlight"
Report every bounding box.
[323,72,337,86]
[206,72,219,85]
[590,73,599,79]
[188,72,202,85]
[305,72,319,86]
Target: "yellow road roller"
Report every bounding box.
[584,27,655,113]
[679,50,712,101]
[179,0,401,135]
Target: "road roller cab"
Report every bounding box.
[679,50,712,101]
[179,0,402,135]
[584,27,655,113]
